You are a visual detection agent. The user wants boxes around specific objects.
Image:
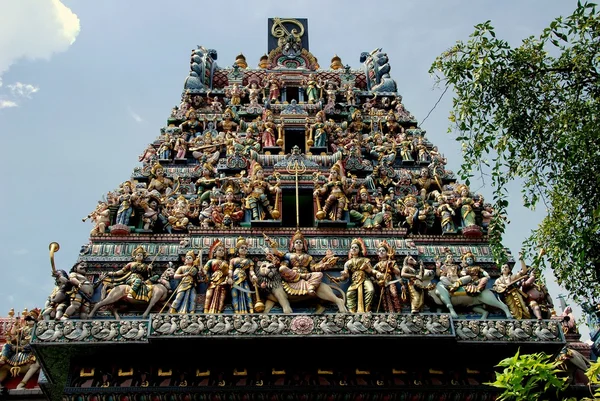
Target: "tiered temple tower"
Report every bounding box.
[1,18,588,401]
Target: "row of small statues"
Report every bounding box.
[42,233,553,321]
[175,73,414,114]
[163,104,420,163]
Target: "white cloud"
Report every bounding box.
[0,0,80,106]
[8,82,40,98]
[128,108,144,123]
[0,100,18,109]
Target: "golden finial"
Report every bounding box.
[330,54,343,70]
[258,54,269,69]
[235,53,247,69]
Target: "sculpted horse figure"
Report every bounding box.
[89,267,175,319]
[422,269,512,319]
[255,260,347,313]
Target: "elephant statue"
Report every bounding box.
[421,269,512,319]
[255,260,347,314]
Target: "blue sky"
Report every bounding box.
[0,0,586,337]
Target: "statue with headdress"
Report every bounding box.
[313,160,354,221]
[115,180,139,226]
[213,185,244,228]
[372,241,403,312]
[460,251,490,295]
[166,195,196,231]
[349,185,391,229]
[0,308,40,390]
[170,250,201,314]
[241,160,281,221]
[228,237,257,313]
[331,238,382,313]
[264,230,338,296]
[106,246,154,302]
[147,163,175,196]
[202,240,231,313]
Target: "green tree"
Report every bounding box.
[487,350,568,401]
[430,2,600,304]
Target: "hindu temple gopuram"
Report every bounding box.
[1,18,593,401]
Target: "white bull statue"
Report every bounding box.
[422,269,512,319]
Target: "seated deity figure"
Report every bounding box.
[435,251,472,293]
[147,163,175,196]
[264,231,338,296]
[106,246,154,302]
[240,161,281,220]
[459,252,490,295]
[349,186,390,229]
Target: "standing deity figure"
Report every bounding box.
[518,252,555,320]
[170,250,200,314]
[435,251,472,293]
[60,261,95,320]
[263,73,284,103]
[228,237,257,314]
[0,309,40,390]
[436,194,457,234]
[264,231,338,296]
[308,110,327,148]
[115,181,138,226]
[245,82,262,106]
[213,185,244,228]
[324,81,338,106]
[42,268,72,320]
[241,161,281,220]
[314,161,354,221]
[84,201,111,235]
[460,252,490,295]
[372,241,403,312]
[492,261,530,319]
[401,256,429,313]
[225,83,243,106]
[202,240,231,313]
[455,184,477,228]
[343,83,356,106]
[333,238,382,313]
[302,73,322,104]
[107,246,154,301]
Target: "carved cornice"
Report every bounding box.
[32,315,564,345]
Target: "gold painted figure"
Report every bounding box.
[203,240,231,314]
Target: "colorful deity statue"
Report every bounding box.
[453,184,477,229]
[228,237,257,314]
[492,261,530,319]
[147,163,176,196]
[115,181,138,226]
[203,240,231,314]
[333,238,382,313]
[435,250,471,293]
[213,185,244,228]
[401,255,430,313]
[436,194,457,234]
[166,195,197,231]
[349,186,390,229]
[0,309,40,390]
[225,83,243,106]
[459,252,490,295]
[169,250,200,314]
[307,110,327,148]
[218,108,239,134]
[303,73,322,104]
[60,261,95,320]
[314,161,354,221]
[264,231,338,296]
[84,201,111,235]
[244,81,262,106]
[106,246,154,302]
[372,241,403,312]
[263,73,284,103]
[241,161,281,220]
